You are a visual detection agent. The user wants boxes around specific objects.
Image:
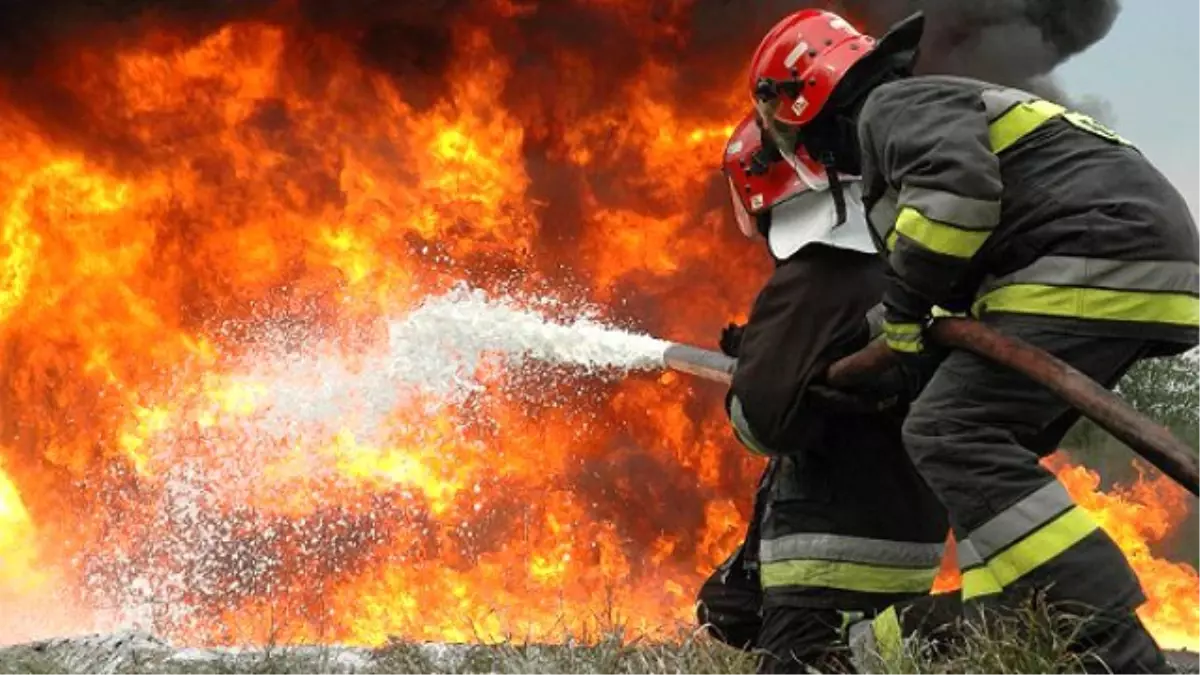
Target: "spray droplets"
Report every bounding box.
[391,285,672,394]
[73,284,676,639]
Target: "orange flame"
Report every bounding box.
[929,457,1199,651]
[1050,457,1199,651]
[0,4,1192,652]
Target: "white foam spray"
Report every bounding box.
[390,284,671,388]
[204,283,671,442]
[65,283,677,640]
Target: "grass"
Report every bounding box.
[0,608,1194,674]
[0,631,755,675]
[371,632,755,674]
[869,601,1089,675]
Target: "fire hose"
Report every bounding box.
[661,318,1200,496]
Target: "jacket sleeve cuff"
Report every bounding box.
[728,395,774,456]
[883,320,925,354]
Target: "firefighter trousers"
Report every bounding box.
[697,550,962,673]
[901,317,1169,673]
[697,548,854,673]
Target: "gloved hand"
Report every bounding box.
[878,345,950,403]
[807,383,901,415]
[880,268,974,343]
[881,304,964,400]
[882,276,935,355]
[719,322,745,358]
[882,308,969,355]
[809,346,947,415]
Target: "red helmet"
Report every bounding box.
[722,111,823,239]
[748,10,875,127]
[747,10,874,186]
[748,10,923,184]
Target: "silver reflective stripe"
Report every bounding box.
[759,532,945,568]
[898,185,1000,231]
[967,481,1075,561]
[868,189,899,241]
[865,303,886,340]
[847,619,876,668]
[729,396,774,455]
[956,538,984,569]
[979,257,1200,297]
[847,618,873,649]
[981,87,1038,121]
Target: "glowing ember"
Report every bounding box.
[0,2,1192,651]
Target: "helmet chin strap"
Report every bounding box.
[804,106,867,228]
[825,164,848,226]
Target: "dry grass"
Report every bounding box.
[0,631,755,674]
[0,606,1193,674]
[865,601,1088,674]
[371,631,755,674]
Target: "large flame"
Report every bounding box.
[929,458,1199,651]
[0,2,1194,651]
[1051,457,1199,651]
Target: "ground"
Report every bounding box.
[0,630,1195,674]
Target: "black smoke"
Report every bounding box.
[828,0,1121,115]
[0,0,1118,93]
[831,0,1119,81]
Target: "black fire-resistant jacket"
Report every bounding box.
[857,75,1199,350]
[727,244,949,611]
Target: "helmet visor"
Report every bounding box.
[753,98,829,191]
[726,174,759,239]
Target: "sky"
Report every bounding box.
[1055,0,1200,216]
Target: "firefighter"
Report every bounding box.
[696,110,957,673]
[745,8,1198,673]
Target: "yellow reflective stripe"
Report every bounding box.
[930,306,967,319]
[961,567,1003,600]
[962,506,1098,600]
[987,99,1134,153]
[759,559,939,594]
[988,99,1065,152]
[885,229,898,252]
[887,339,922,354]
[872,605,904,665]
[887,339,923,354]
[973,284,1200,327]
[894,207,992,259]
[884,322,922,338]
[884,321,924,354]
[984,506,1098,588]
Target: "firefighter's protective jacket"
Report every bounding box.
[855,75,1199,349]
[727,244,948,611]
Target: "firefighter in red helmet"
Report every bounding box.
[696,110,957,673]
[745,8,1199,673]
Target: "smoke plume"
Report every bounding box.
[0,0,1120,135]
[829,0,1121,115]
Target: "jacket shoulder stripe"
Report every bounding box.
[899,185,1000,231]
[890,207,991,259]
